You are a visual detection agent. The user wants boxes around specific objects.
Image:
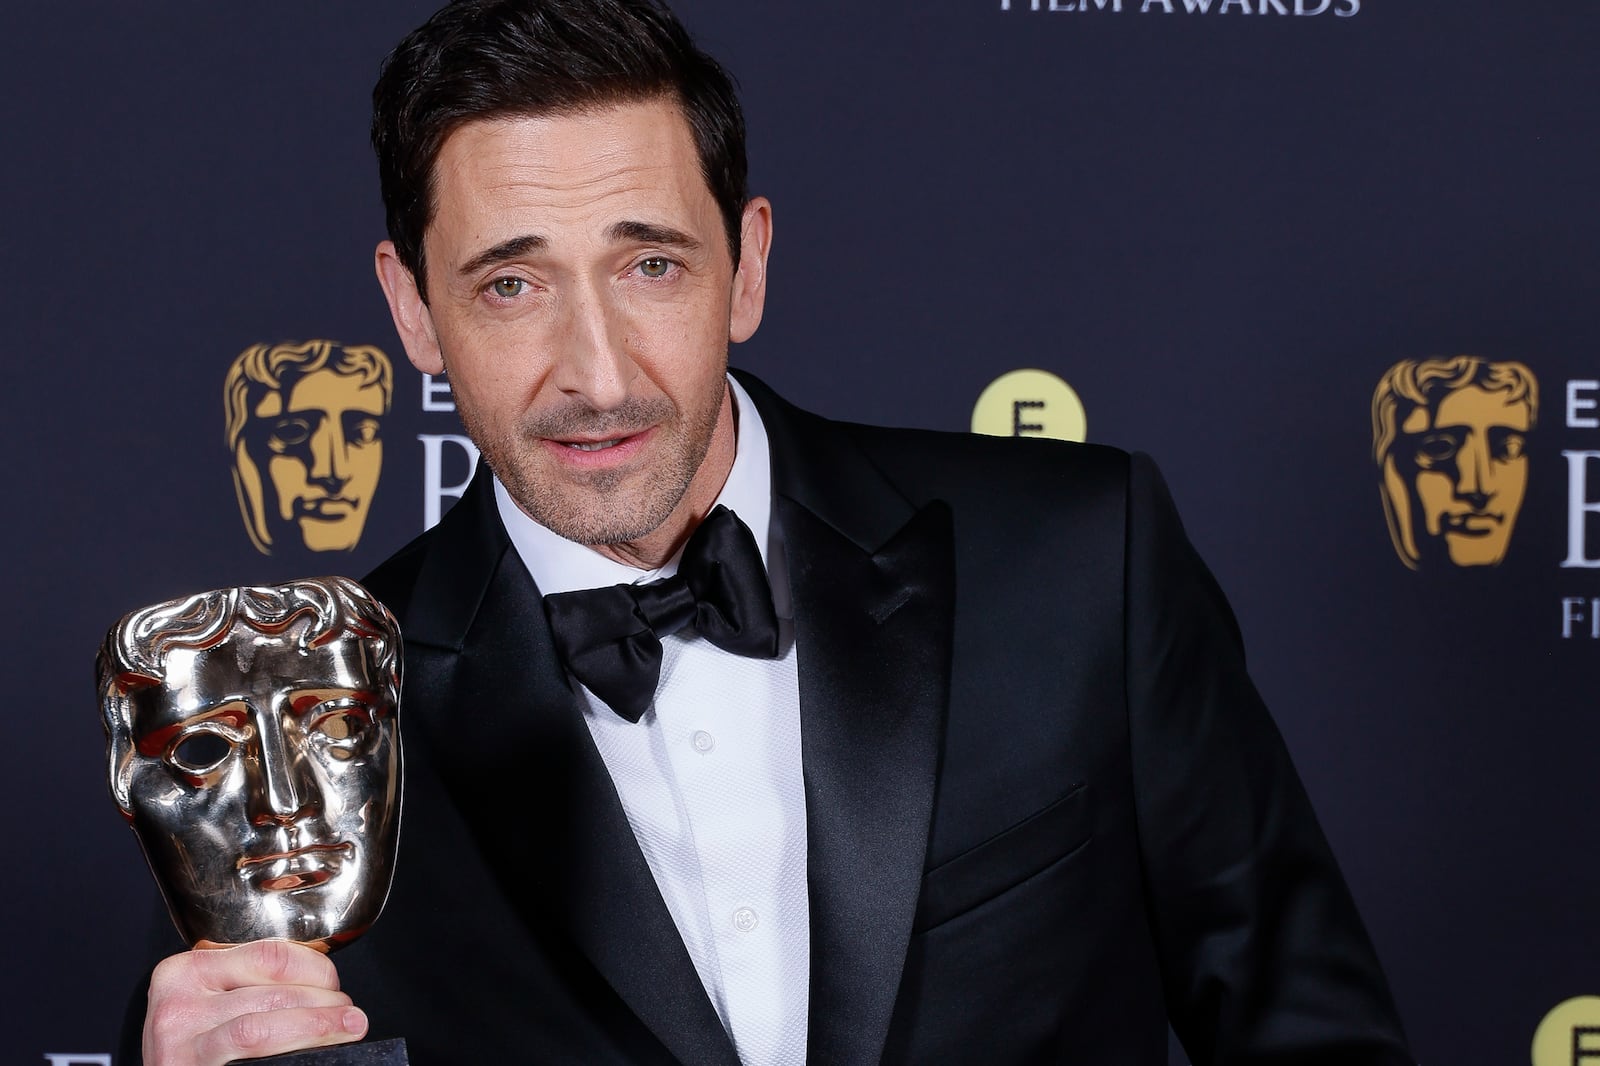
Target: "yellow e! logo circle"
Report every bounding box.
[1532,996,1600,1066]
[971,369,1087,443]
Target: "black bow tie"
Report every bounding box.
[543,505,781,722]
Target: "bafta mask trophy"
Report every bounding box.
[99,577,407,1064]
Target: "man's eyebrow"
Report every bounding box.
[456,224,701,279]
[457,234,547,278]
[609,220,702,251]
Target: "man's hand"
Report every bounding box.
[143,940,368,1066]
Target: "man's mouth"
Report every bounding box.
[546,427,654,463]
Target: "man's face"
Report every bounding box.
[376,100,770,560]
[120,624,400,948]
[1389,385,1531,566]
[242,369,385,552]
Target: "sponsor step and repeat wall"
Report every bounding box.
[4,2,1596,1063]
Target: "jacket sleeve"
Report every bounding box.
[1122,451,1414,1065]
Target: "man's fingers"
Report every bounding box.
[196,1004,368,1064]
[156,940,342,995]
[144,943,359,1066]
[218,983,356,1019]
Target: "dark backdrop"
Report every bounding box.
[5,3,1597,1063]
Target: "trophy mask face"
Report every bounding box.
[102,581,401,950]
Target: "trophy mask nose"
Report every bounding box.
[249,707,320,826]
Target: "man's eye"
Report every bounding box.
[638,257,672,278]
[168,731,235,774]
[489,277,526,298]
[269,417,314,449]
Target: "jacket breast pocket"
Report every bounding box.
[913,782,1092,933]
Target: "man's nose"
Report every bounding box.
[306,417,350,489]
[249,713,319,826]
[548,281,633,411]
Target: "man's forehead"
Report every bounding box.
[427,102,715,252]
[440,97,695,170]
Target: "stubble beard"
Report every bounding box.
[464,385,725,547]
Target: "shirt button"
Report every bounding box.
[732,907,759,933]
[691,730,715,754]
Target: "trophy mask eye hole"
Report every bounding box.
[167,729,236,775]
[305,698,379,762]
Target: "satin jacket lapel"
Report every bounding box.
[738,372,956,1065]
[398,474,740,1066]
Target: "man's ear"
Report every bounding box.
[729,197,773,344]
[375,241,444,375]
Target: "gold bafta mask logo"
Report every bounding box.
[1371,356,1537,569]
[224,340,393,554]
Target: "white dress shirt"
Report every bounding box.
[495,376,810,1066]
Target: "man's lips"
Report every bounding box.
[543,426,655,466]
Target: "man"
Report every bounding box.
[1372,355,1537,569]
[135,1,1412,1063]
[224,339,393,554]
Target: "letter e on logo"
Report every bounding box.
[1532,996,1600,1066]
[972,369,1087,443]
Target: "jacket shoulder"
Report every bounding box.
[360,527,435,621]
[735,367,1135,515]
[839,420,1135,515]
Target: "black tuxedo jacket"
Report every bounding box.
[326,372,1411,1064]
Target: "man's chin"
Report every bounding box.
[501,459,686,546]
[537,501,677,548]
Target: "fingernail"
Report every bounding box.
[343,1007,368,1035]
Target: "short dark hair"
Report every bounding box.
[372,0,748,301]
